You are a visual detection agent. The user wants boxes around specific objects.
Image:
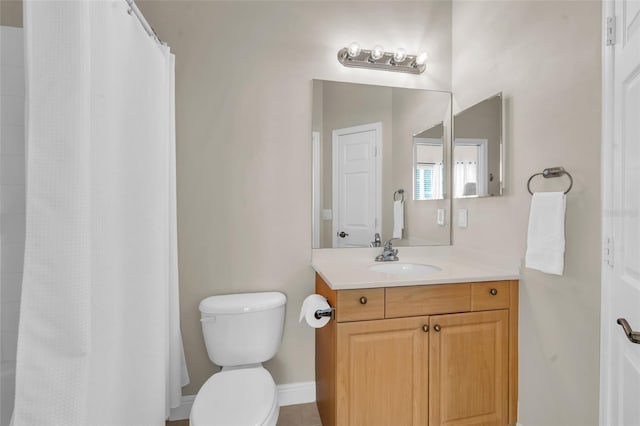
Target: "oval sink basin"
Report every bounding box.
[369,263,441,275]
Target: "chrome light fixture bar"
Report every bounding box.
[337,43,427,74]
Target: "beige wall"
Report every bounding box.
[138,0,452,395]
[0,0,22,27]
[452,2,601,425]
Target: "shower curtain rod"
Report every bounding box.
[125,0,164,45]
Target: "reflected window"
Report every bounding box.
[413,123,444,201]
[414,141,443,200]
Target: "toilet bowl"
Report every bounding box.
[190,291,286,426]
[190,367,278,426]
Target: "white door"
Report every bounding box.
[332,123,381,247]
[601,2,640,425]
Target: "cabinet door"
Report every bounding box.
[429,310,509,426]
[337,316,430,426]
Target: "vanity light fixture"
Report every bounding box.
[347,42,361,58]
[370,45,385,61]
[338,42,427,74]
[391,48,407,64]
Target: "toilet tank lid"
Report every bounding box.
[199,292,286,314]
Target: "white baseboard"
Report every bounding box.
[168,394,195,421]
[168,381,316,421]
[276,381,316,407]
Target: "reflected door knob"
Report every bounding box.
[337,231,349,238]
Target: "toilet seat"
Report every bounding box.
[190,367,279,426]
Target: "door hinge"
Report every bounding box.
[604,236,614,267]
[606,16,616,46]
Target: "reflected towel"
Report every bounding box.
[393,200,404,239]
[525,192,566,275]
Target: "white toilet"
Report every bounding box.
[190,291,287,426]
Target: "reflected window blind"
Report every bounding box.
[415,163,443,199]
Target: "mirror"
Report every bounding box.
[311,80,452,249]
[453,93,503,198]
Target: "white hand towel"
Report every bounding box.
[393,200,404,239]
[525,192,566,275]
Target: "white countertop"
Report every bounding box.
[311,246,521,290]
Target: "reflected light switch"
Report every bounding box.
[437,208,445,226]
[457,208,468,228]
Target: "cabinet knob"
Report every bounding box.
[422,324,429,333]
[433,324,441,332]
[359,296,368,305]
[489,288,498,296]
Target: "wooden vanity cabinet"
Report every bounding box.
[428,310,509,426]
[315,274,519,426]
[337,316,430,425]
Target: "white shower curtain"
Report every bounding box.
[454,161,478,197]
[14,1,188,425]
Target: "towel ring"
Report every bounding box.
[394,189,405,202]
[527,167,573,195]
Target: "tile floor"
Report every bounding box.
[165,402,322,426]
[275,403,322,426]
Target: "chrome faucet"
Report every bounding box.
[371,233,382,247]
[375,238,399,262]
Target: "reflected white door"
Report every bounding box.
[601,1,640,425]
[312,131,321,248]
[332,123,381,247]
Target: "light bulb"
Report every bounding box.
[370,45,384,61]
[415,52,429,66]
[347,42,361,58]
[393,48,407,63]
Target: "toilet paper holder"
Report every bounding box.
[314,307,334,320]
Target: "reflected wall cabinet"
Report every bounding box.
[315,275,519,426]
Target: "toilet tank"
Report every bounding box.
[199,292,286,367]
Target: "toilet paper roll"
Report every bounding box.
[299,294,331,329]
